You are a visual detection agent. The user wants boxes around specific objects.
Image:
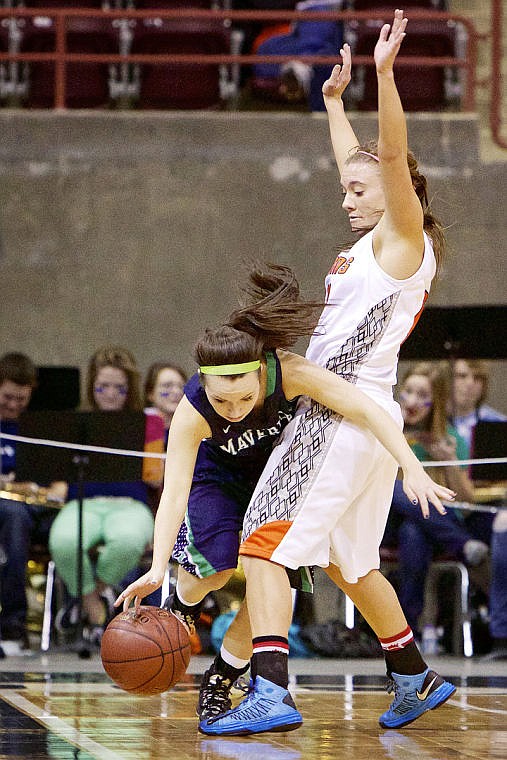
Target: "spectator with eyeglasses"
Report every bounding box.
[49,346,155,646]
[144,362,187,440]
[143,360,188,506]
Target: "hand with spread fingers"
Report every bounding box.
[401,465,455,519]
[374,8,408,74]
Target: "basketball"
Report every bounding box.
[100,605,191,695]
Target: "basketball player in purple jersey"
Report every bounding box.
[116,262,454,724]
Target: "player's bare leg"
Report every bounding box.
[163,567,253,720]
[324,564,407,636]
[165,566,235,632]
[324,563,456,728]
[198,600,252,720]
[199,558,302,735]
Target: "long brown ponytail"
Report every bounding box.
[193,263,324,369]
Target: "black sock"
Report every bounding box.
[171,590,204,622]
[251,636,289,689]
[384,640,427,676]
[212,653,249,683]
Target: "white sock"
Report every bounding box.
[175,582,202,609]
[220,644,249,671]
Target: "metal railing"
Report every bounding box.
[0,4,503,147]
[491,0,507,149]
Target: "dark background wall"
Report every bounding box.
[0,111,505,409]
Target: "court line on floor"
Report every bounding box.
[448,697,507,716]
[0,689,123,760]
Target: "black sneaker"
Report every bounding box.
[99,586,117,625]
[55,601,79,633]
[197,666,235,720]
[1,620,28,642]
[84,624,105,648]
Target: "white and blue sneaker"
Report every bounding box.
[199,676,303,736]
[379,668,456,729]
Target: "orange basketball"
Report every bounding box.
[100,606,191,695]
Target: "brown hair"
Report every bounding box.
[456,359,491,407]
[402,361,450,439]
[0,352,37,388]
[401,361,451,485]
[86,345,142,410]
[193,263,324,374]
[143,362,188,407]
[346,140,447,276]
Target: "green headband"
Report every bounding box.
[199,360,261,376]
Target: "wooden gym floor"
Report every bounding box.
[0,653,506,759]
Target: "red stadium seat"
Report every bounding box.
[0,19,11,53]
[134,0,212,7]
[349,17,459,111]
[22,0,104,6]
[130,17,231,109]
[20,16,120,108]
[351,1,448,9]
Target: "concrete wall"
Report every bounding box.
[0,110,505,409]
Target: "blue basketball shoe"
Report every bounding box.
[379,668,456,728]
[198,676,303,735]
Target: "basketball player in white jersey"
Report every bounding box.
[201,10,457,736]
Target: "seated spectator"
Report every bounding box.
[383,362,491,645]
[232,1,297,77]
[451,359,507,450]
[49,346,155,644]
[0,352,66,655]
[251,0,344,111]
[142,360,187,495]
[448,359,507,661]
[486,511,507,660]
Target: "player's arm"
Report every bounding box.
[115,396,210,610]
[279,351,455,516]
[150,397,209,576]
[322,43,359,175]
[374,10,425,278]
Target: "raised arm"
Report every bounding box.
[115,396,209,610]
[322,43,359,175]
[280,351,455,516]
[374,10,425,275]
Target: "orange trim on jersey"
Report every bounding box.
[142,413,166,484]
[239,521,292,560]
[401,290,429,345]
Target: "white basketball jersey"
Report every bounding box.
[306,230,436,390]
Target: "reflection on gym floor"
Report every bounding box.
[0,654,506,759]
